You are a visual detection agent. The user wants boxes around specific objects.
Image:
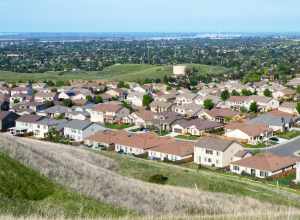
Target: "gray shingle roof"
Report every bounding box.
[65,119,93,130]
[195,136,234,152]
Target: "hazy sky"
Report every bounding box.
[1,0,300,32]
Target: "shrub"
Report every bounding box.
[148,174,168,185]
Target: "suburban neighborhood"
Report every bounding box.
[0,64,300,185]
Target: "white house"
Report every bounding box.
[126,91,144,107]
[63,119,106,142]
[194,136,245,168]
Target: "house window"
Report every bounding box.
[205,149,213,155]
[260,171,268,177]
[233,165,239,171]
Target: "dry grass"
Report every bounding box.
[0,133,298,217]
[2,211,300,220]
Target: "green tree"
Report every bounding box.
[263,89,272,97]
[249,102,258,113]
[94,96,103,104]
[62,99,73,107]
[220,90,230,101]
[143,94,153,108]
[296,102,300,114]
[296,86,300,94]
[241,89,252,96]
[203,99,214,110]
[231,90,240,96]
[86,95,93,102]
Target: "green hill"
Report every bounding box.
[0,63,229,83]
[0,153,130,218]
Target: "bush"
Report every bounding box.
[148,174,168,185]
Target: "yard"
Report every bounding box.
[243,142,269,149]
[105,123,133,130]
[277,130,300,140]
[175,135,200,141]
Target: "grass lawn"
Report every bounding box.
[105,123,133,130]
[96,150,300,209]
[277,130,300,140]
[175,135,200,141]
[243,142,268,148]
[0,152,130,218]
[0,63,229,83]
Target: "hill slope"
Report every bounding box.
[0,152,130,218]
[0,133,297,217]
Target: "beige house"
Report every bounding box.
[224,122,273,145]
[230,153,299,178]
[279,102,298,115]
[194,136,245,168]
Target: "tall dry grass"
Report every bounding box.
[0,133,298,216]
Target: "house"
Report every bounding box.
[154,92,177,103]
[126,91,144,107]
[129,109,154,128]
[296,162,300,183]
[84,130,120,149]
[148,140,194,162]
[38,105,71,118]
[279,102,298,115]
[226,96,249,111]
[200,108,241,123]
[11,86,32,96]
[64,119,106,142]
[224,122,273,145]
[0,86,10,95]
[249,110,295,132]
[171,118,223,136]
[0,111,19,131]
[273,88,296,101]
[173,103,202,117]
[34,92,58,103]
[287,78,300,88]
[194,136,245,168]
[230,153,300,178]
[175,93,198,105]
[105,88,127,100]
[10,94,32,104]
[195,94,221,106]
[71,89,93,101]
[14,114,44,135]
[90,102,130,124]
[114,132,168,155]
[247,95,279,112]
[65,108,90,121]
[58,90,76,100]
[12,102,49,115]
[31,118,68,139]
[150,101,173,113]
[153,112,183,132]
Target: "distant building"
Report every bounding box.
[173,65,187,77]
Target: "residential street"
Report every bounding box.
[266,136,300,156]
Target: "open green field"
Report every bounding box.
[0,153,130,218]
[98,150,300,208]
[0,63,229,83]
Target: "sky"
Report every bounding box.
[1,0,300,33]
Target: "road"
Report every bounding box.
[265,136,300,156]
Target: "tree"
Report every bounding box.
[62,99,73,107]
[296,102,300,114]
[94,96,103,104]
[241,89,252,96]
[220,90,230,101]
[263,89,272,97]
[231,89,240,96]
[296,86,300,94]
[86,95,93,102]
[249,102,258,113]
[203,99,214,110]
[143,94,153,108]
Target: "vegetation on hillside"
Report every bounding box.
[0,152,129,218]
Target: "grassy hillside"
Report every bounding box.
[0,152,130,218]
[0,63,229,83]
[98,151,300,208]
